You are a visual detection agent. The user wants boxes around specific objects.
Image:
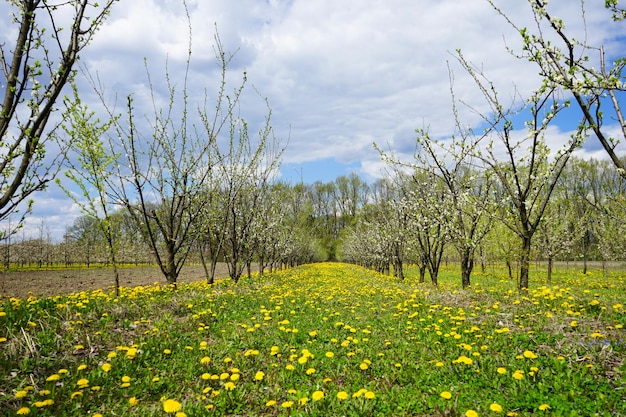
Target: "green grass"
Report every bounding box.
[1,263,624,416]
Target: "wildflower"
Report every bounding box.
[163,349,172,354]
[299,397,309,405]
[281,401,294,408]
[337,391,349,400]
[129,397,138,406]
[539,404,550,411]
[364,391,376,399]
[465,410,478,417]
[325,351,335,358]
[512,370,524,380]
[224,382,236,391]
[16,408,30,415]
[200,356,211,365]
[230,373,240,381]
[306,368,316,375]
[490,403,503,412]
[523,350,538,359]
[101,363,111,372]
[440,391,452,399]
[359,362,369,370]
[77,364,87,371]
[76,378,89,388]
[175,413,187,417]
[46,374,60,382]
[71,391,83,399]
[163,399,182,413]
[266,400,276,406]
[497,367,507,374]
[312,391,324,401]
[15,390,28,399]
[254,371,265,381]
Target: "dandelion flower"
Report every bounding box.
[266,400,276,406]
[46,374,60,382]
[306,368,316,375]
[312,391,324,401]
[490,403,503,412]
[254,371,265,381]
[440,391,452,400]
[465,410,478,417]
[497,367,507,374]
[539,404,550,411]
[175,412,187,417]
[101,363,111,372]
[129,397,138,406]
[224,382,236,391]
[281,401,294,408]
[16,408,31,415]
[337,391,349,400]
[163,399,182,413]
[364,391,376,399]
[523,350,537,359]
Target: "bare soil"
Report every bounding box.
[0,264,231,299]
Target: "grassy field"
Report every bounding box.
[0,263,624,416]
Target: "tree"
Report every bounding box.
[0,0,117,233]
[488,0,626,177]
[57,86,122,296]
[456,51,585,290]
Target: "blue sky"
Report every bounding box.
[3,0,626,240]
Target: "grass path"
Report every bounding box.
[1,262,624,416]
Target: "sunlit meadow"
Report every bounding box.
[1,263,625,416]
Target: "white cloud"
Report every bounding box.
[2,0,626,239]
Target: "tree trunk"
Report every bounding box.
[460,249,473,289]
[519,235,531,291]
[418,264,426,283]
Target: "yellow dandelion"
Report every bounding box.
[163,399,182,413]
[364,391,376,399]
[266,400,276,406]
[46,374,60,382]
[497,367,507,374]
[523,350,537,359]
[224,382,236,391]
[175,413,187,417]
[312,391,324,401]
[440,391,452,400]
[281,401,294,408]
[129,396,138,406]
[306,368,316,375]
[490,403,503,412]
[538,404,550,411]
[337,391,349,400]
[101,363,111,372]
[254,371,265,381]
[465,410,478,417]
[200,356,211,365]
[16,407,31,415]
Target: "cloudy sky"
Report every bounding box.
[5,0,626,240]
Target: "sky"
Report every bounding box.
[4,0,626,240]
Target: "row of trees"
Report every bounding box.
[2,156,624,285]
[341,157,626,288]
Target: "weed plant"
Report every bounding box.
[0,263,624,416]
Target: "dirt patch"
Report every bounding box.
[0,264,231,299]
